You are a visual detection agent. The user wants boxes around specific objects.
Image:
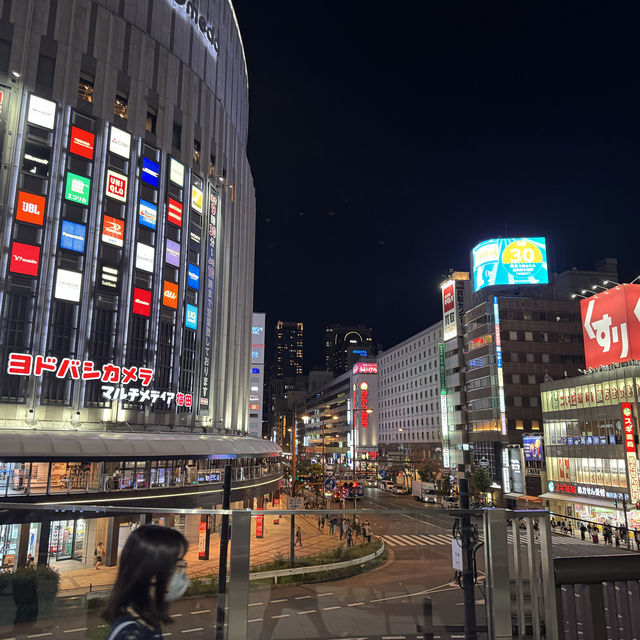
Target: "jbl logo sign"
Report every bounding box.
[16,191,46,226]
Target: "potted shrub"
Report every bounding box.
[11,567,38,622]
[0,570,16,626]
[35,565,60,619]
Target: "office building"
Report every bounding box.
[323,323,376,375]
[249,313,266,438]
[273,321,304,377]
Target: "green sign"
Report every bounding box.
[438,342,446,395]
[64,172,90,205]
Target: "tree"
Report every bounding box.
[417,461,439,482]
[473,468,492,495]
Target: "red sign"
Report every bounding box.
[580,284,640,368]
[106,170,128,202]
[16,191,46,226]
[102,215,124,247]
[442,282,455,313]
[9,242,40,276]
[255,507,264,538]
[353,362,377,374]
[168,198,183,227]
[163,281,178,309]
[360,381,370,428]
[69,126,95,160]
[622,402,640,503]
[198,520,207,559]
[623,403,636,454]
[132,287,152,316]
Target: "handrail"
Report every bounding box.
[554,554,640,585]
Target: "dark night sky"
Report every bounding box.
[232,2,640,370]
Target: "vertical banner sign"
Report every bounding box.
[439,342,450,469]
[198,519,209,560]
[255,507,264,538]
[493,297,507,435]
[622,403,640,503]
[199,187,218,412]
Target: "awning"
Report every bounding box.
[503,492,526,499]
[539,492,620,511]
[0,430,282,461]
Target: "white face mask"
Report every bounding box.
[165,570,189,601]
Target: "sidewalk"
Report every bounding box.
[56,507,356,595]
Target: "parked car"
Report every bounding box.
[365,478,378,487]
[380,480,395,492]
[391,485,410,495]
[441,496,459,509]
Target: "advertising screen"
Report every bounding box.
[27,95,56,129]
[136,243,155,273]
[16,191,46,226]
[54,269,82,302]
[169,158,184,187]
[102,215,124,247]
[185,304,198,330]
[191,186,203,213]
[132,287,152,316]
[69,126,95,160]
[187,263,200,289]
[141,157,160,188]
[64,172,91,206]
[580,284,640,368]
[166,239,180,267]
[9,242,40,276]
[138,199,157,230]
[106,170,128,202]
[523,436,544,462]
[167,198,183,227]
[60,220,86,253]
[109,126,131,158]
[99,265,119,291]
[163,281,179,309]
[472,237,548,292]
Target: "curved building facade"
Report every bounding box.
[0,0,255,432]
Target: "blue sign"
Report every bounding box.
[185,303,198,330]
[352,349,367,356]
[138,199,157,230]
[251,367,260,374]
[141,157,159,188]
[60,220,86,253]
[523,435,543,461]
[472,237,549,292]
[187,263,200,290]
[325,477,336,491]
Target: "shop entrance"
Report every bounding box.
[49,519,86,561]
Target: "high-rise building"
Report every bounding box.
[249,313,266,438]
[323,324,376,375]
[274,321,304,377]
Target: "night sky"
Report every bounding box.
[232,2,640,370]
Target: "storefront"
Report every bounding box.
[49,520,86,562]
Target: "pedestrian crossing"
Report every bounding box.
[381,531,589,548]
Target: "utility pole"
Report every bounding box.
[459,477,476,640]
[215,463,232,640]
[623,495,630,550]
[290,416,297,567]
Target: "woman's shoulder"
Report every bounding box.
[107,616,162,640]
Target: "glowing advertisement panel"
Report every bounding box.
[106,170,128,202]
[16,191,46,226]
[141,157,160,188]
[191,185,203,213]
[187,263,200,290]
[163,281,178,309]
[69,127,95,160]
[472,237,548,292]
[138,199,157,230]
[64,172,90,206]
[439,342,449,468]
[185,304,198,330]
[109,126,131,158]
[167,198,183,227]
[60,220,86,253]
[10,242,40,276]
[132,287,152,316]
[169,158,184,187]
[523,436,544,462]
[136,243,155,273]
[54,269,82,302]
[102,215,124,247]
[166,239,180,267]
[493,297,507,435]
[27,95,56,129]
[621,403,640,504]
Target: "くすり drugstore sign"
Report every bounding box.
[622,402,640,503]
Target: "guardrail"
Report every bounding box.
[249,538,386,584]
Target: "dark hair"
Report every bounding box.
[103,525,188,628]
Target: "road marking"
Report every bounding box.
[249,602,263,606]
[170,613,183,618]
[248,618,262,623]
[190,609,210,615]
[294,595,312,599]
[28,635,53,639]
[271,614,290,619]
[181,629,204,634]
[382,636,406,639]
[323,606,341,611]
[63,629,88,634]
[162,634,172,637]
[270,598,288,603]
[298,609,317,614]
[347,602,365,606]
[317,592,334,596]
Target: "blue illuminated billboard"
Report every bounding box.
[187,263,200,290]
[185,303,198,330]
[472,237,548,292]
[523,436,544,462]
[138,199,157,230]
[141,157,160,188]
[60,220,86,253]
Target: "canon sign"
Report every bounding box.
[171,0,219,54]
[580,284,640,369]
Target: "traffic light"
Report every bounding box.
[614,499,618,508]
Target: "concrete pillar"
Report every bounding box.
[84,518,99,567]
[140,513,152,525]
[103,517,119,567]
[16,522,30,568]
[37,519,51,566]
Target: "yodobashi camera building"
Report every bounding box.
[0,0,256,434]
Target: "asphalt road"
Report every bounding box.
[0,489,636,640]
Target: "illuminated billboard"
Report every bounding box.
[169,158,184,187]
[69,127,95,160]
[60,220,86,253]
[163,281,179,309]
[185,304,198,329]
[102,215,124,247]
[191,185,203,213]
[64,172,90,206]
[523,436,544,462]
[106,170,128,202]
[27,95,56,129]
[138,199,157,230]
[16,191,46,226]
[141,157,159,188]
[54,269,82,302]
[136,243,155,273]
[187,263,200,289]
[10,242,40,276]
[109,126,131,158]
[168,198,183,227]
[472,237,548,292]
[166,239,180,267]
[132,287,152,316]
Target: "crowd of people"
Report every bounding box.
[550,516,640,549]
[316,513,373,547]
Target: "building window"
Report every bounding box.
[530,397,539,407]
[114,93,129,119]
[512,374,521,384]
[541,353,550,363]
[531,420,540,430]
[193,139,201,165]
[528,375,537,384]
[172,122,182,150]
[78,74,95,102]
[146,107,157,134]
[524,331,533,341]
[513,396,522,407]
[509,331,518,340]
[516,420,524,430]
[209,155,216,177]
[526,353,535,363]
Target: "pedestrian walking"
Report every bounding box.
[103,525,189,640]
[329,517,336,535]
[25,553,35,568]
[635,528,640,550]
[295,525,302,547]
[568,523,573,537]
[95,542,105,569]
[580,523,587,540]
[317,515,322,531]
[321,514,326,529]
[592,525,599,544]
[346,527,353,547]
[615,531,621,548]
[587,523,592,537]
[339,518,345,540]
[620,525,627,542]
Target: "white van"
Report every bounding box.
[380,480,394,492]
